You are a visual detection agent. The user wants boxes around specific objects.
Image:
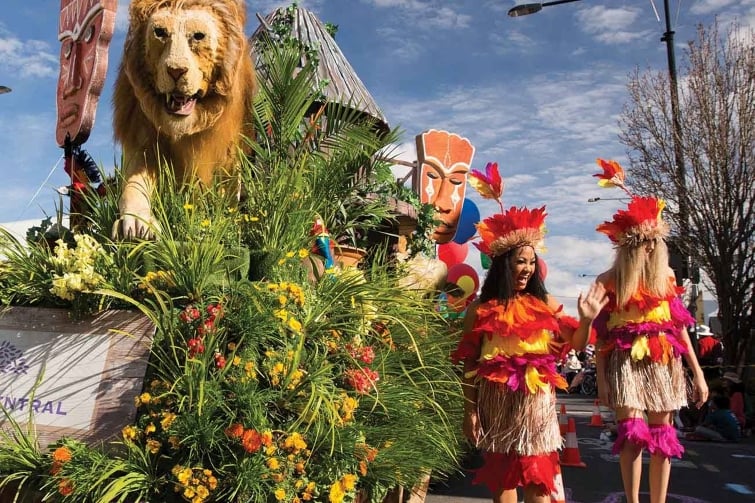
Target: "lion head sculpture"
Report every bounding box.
[113,0,256,238]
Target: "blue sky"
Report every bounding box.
[1,0,752,313]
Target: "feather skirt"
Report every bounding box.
[476,378,562,456]
[604,348,687,412]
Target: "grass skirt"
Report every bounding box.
[476,378,562,456]
[604,348,687,412]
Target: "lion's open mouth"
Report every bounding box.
[165,93,200,115]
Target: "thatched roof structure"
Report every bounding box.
[250,5,389,132]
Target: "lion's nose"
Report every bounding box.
[167,66,188,82]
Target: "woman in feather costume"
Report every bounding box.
[452,162,607,503]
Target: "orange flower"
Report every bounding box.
[58,479,74,496]
[52,446,72,463]
[241,429,263,453]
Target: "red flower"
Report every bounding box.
[207,303,224,320]
[241,429,263,453]
[58,479,74,496]
[225,423,244,439]
[214,352,227,369]
[179,305,201,323]
[198,319,216,336]
[188,337,205,357]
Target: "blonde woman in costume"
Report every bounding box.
[452,163,608,503]
[590,159,708,503]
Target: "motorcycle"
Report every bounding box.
[568,363,597,396]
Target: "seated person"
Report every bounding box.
[692,395,741,442]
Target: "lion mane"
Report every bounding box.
[113,0,256,238]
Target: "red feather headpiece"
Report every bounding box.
[475,206,547,257]
[596,196,669,247]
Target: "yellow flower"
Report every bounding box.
[146,439,161,454]
[145,422,157,435]
[161,412,177,430]
[341,474,357,491]
[227,342,237,351]
[267,457,280,470]
[139,392,152,405]
[274,488,287,501]
[200,219,211,228]
[286,251,296,258]
[183,203,194,210]
[168,436,181,449]
[195,485,209,499]
[298,249,309,258]
[328,481,345,503]
[122,425,138,442]
[287,318,302,333]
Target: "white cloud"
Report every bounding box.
[0,34,57,79]
[576,6,651,45]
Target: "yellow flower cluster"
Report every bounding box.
[49,234,111,301]
[277,249,311,266]
[328,473,358,503]
[336,392,359,425]
[263,349,306,389]
[266,281,306,307]
[171,465,218,503]
[137,270,176,294]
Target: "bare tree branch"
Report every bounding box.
[618,20,755,369]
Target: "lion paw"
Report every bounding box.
[113,211,157,240]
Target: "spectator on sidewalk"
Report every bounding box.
[692,395,740,442]
[696,325,723,381]
[721,372,748,434]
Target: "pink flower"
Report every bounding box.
[344,368,380,394]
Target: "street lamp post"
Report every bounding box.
[507,1,687,232]
[509,0,696,331]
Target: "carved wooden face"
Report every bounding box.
[415,130,475,243]
[56,0,116,146]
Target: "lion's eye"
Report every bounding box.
[192,32,205,42]
[154,27,168,39]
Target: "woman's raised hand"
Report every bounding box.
[578,282,608,320]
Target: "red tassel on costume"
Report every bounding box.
[472,451,559,495]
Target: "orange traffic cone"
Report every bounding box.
[589,399,605,427]
[560,417,586,468]
[558,403,568,435]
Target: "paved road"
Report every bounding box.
[425,394,755,503]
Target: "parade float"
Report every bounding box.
[0,2,473,502]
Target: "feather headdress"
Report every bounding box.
[593,159,669,247]
[468,162,547,257]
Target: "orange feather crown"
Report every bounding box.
[475,206,547,257]
[468,162,547,257]
[596,195,670,247]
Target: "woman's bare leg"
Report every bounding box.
[616,407,644,503]
[648,411,674,503]
[522,484,549,503]
[493,488,518,503]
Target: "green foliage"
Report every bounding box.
[0,14,463,502]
